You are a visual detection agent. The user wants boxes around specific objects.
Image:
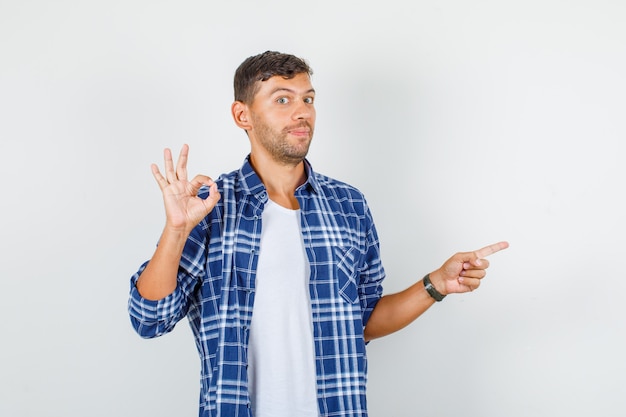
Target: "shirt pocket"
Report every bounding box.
[334,246,359,304]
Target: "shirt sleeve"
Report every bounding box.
[128,225,208,338]
[357,205,385,327]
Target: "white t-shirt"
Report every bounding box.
[247,200,319,417]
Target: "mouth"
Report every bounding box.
[289,129,310,137]
[286,123,312,137]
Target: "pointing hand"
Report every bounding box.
[429,241,509,295]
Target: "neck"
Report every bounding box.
[249,152,307,210]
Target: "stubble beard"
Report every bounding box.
[255,120,314,166]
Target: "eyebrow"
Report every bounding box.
[269,87,316,96]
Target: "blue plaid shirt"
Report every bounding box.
[129,157,386,417]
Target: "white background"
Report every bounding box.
[1,1,625,416]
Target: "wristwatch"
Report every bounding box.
[423,273,446,302]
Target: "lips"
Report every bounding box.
[289,128,310,136]
[285,123,312,136]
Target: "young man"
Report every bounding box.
[128,50,508,417]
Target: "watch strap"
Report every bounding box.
[423,273,446,302]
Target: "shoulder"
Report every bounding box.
[308,171,375,221]
[312,171,367,202]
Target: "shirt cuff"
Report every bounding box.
[128,284,183,337]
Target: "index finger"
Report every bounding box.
[474,241,509,259]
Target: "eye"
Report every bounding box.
[304,97,314,104]
[276,97,289,104]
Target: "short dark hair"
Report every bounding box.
[234,51,313,104]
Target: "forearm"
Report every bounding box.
[363,277,436,342]
[135,228,189,300]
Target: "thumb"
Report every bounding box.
[454,250,482,267]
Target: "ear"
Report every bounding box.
[231,101,251,130]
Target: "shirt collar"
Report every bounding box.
[301,159,320,195]
[237,155,320,196]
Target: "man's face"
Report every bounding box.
[246,72,316,166]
